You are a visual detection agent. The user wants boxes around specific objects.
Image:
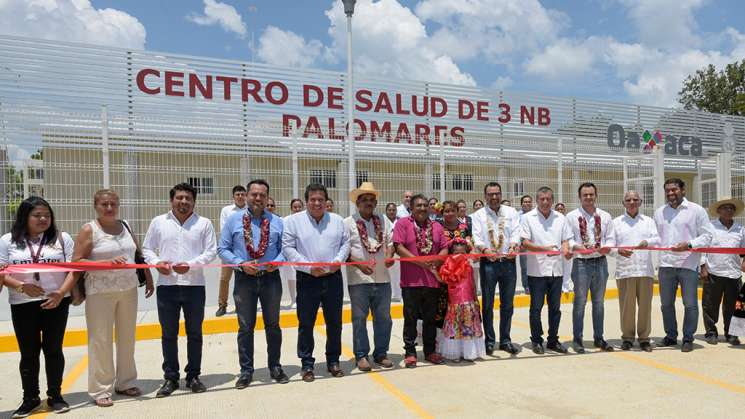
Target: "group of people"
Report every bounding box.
[1,176,744,418]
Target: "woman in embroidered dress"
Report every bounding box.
[437,238,486,361]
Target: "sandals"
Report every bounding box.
[115,387,142,397]
[95,397,113,407]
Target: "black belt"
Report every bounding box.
[577,255,606,261]
[297,270,342,279]
[237,270,279,279]
[480,257,516,264]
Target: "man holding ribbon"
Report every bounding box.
[612,191,659,352]
[654,178,714,352]
[700,196,745,346]
[471,182,521,355]
[566,182,616,353]
[282,183,350,382]
[218,179,288,389]
[344,182,395,371]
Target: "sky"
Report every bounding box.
[1,0,744,108]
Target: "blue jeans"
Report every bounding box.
[296,271,343,370]
[480,259,517,348]
[519,255,530,294]
[659,267,699,343]
[528,276,562,344]
[348,282,392,361]
[234,270,283,375]
[571,257,609,341]
[156,285,205,381]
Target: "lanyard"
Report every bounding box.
[25,237,44,282]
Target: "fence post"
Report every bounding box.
[557,138,563,203]
[101,105,110,189]
[439,141,445,201]
[292,128,299,200]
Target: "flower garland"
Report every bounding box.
[578,212,602,249]
[356,215,384,254]
[243,212,270,259]
[486,218,506,252]
[413,217,433,255]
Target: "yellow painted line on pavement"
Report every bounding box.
[30,355,89,418]
[316,327,434,419]
[1,284,702,353]
[615,352,745,395]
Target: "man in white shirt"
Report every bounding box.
[654,178,715,352]
[612,191,659,352]
[344,182,395,371]
[216,185,247,317]
[143,183,217,396]
[396,190,413,219]
[282,183,350,382]
[701,197,745,346]
[520,186,573,355]
[471,182,521,355]
[566,182,616,353]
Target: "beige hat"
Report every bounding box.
[708,196,745,217]
[349,182,380,203]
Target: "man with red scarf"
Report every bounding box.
[566,182,616,353]
[217,179,288,389]
[393,194,448,368]
[345,182,395,371]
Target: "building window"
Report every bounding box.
[513,181,525,198]
[310,169,336,188]
[188,177,214,195]
[433,172,446,191]
[356,170,368,187]
[702,182,716,209]
[28,168,43,180]
[451,174,473,191]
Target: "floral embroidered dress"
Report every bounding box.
[438,253,486,360]
[434,221,472,328]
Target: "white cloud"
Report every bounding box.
[257,26,332,68]
[619,0,704,50]
[0,0,146,49]
[491,76,512,90]
[525,38,597,79]
[187,0,246,38]
[325,0,475,85]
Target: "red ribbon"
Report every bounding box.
[1,246,743,275]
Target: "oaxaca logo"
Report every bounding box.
[606,124,703,157]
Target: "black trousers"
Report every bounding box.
[11,297,71,399]
[702,274,742,338]
[402,286,440,357]
[296,270,343,369]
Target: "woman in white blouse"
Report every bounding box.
[72,189,153,407]
[0,197,76,417]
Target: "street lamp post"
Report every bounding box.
[342,0,356,215]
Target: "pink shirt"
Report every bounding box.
[392,216,446,288]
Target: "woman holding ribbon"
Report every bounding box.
[0,196,76,417]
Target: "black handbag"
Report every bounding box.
[121,220,148,287]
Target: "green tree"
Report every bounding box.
[678,59,745,116]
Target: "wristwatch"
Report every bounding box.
[15,283,24,294]
[687,243,693,249]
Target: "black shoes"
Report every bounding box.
[681,341,694,352]
[47,395,70,414]
[485,346,495,356]
[186,376,206,393]
[705,334,718,345]
[156,379,179,398]
[727,336,741,346]
[215,305,227,317]
[640,342,653,352]
[573,339,586,354]
[659,337,678,347]
[270,367,290,384]
[594,339,615,352]
[621,341,633,351]
[547,342,568,354]
[499,342,520,355]
[11,397,41,418]
[532,343,545,354]
[235,374,252,389]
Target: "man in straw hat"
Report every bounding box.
[344,182,396,371]
[700,196,745,346]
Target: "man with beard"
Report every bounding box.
[654,178,714,352]
[471,182,521,355]
[345,182,395,371]
[143,183,217,397]
[217,179,288,389]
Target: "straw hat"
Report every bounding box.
[349,182,380,203]
[708,196,745,217]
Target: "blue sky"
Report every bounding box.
[2,0,744,107]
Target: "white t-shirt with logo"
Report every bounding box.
[0,232,74,305]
